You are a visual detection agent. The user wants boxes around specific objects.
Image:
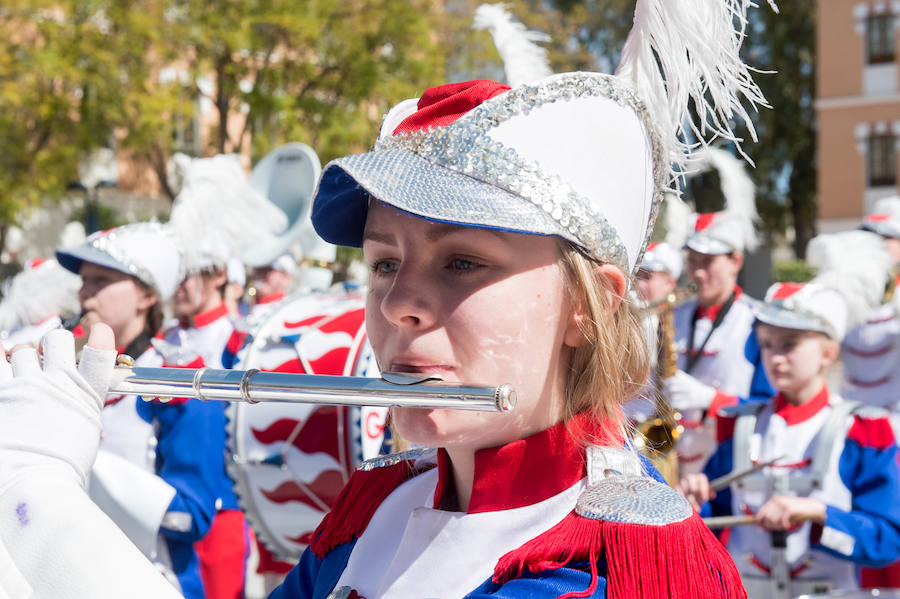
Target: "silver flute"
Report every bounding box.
[108,365,517,413]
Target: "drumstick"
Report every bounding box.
[708,455,785,492]
[703,515,755,529]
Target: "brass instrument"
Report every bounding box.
[634,292,684,485]
[109,361,516,413]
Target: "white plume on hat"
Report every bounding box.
[0,259,81,335]
[758,231,890,340]
[808,230,890,331]
[168,153,287,274]
[473,4,553,87]
[616,0,774,176]
[685,147,760,254]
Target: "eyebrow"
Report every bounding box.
[363,223,509,246]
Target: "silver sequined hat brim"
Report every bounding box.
[316,148,573,247]
[311,72,667,274]
[685,233,736,255]
[56,243,160,295]
[755,301,837,340]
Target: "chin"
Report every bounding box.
[392,407,510,450]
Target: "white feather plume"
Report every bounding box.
[0,260,81,334]
[662,192,692,249]
[696,146,760,251]
[806,230,890,330]
[473,3,553,87]
[615,0,774,179]
[168,154,288,274]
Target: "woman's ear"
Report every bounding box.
[563,263,626,348]
[136,291,158,312]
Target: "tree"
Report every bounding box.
[118,0,448,198]
[0,0,130,242]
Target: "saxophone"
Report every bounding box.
[635,292,684,485]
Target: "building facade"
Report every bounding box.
[818,0,900,230]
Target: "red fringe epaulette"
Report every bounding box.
[493,510,746,599]
[310,455,433,558]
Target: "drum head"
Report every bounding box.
[226,292,387,559]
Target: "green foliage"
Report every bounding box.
[1,0,448,217]
[773,259,817,283]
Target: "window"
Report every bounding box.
[869,134,897,187]
[867,14,896,64]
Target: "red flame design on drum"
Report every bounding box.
[249,306,368,551]
[260,469,345,508]
[251,410,342,459]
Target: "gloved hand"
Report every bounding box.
[0,324,181,599]
[0,325,116,485]
[662,369,717,412]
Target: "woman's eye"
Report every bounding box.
[448,258,481,272]
[370,260,398,276]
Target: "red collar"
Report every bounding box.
[189,302,230,328]
[433,414,623,514]
[697,285,742,320]
[773,385,830,426]
[257,291,286,305]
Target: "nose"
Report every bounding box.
[378,265,438,331]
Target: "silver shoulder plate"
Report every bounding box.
[357,447,434,472]
[576,475,693,525]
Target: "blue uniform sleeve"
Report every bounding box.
[268,543,355,599]
[137,398,221,543]
[741,330,774,404]
[813,422,900,566]
[700,437,734,519]
[464,565,608,598]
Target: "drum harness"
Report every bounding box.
[724,399,862,599]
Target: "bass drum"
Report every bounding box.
[226,291,388,560]
[795,591,900,598]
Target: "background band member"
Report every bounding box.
[680,230,900,597]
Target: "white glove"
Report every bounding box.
[0,326,181,599]
[0,328,116,485]
[662,369,717,412]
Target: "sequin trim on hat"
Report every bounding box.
[375,72,667,271]
[88,223,170,295]
[759,284,838,339]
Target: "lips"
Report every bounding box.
[388,357,456,379]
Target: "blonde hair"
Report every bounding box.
[558,242,651,434]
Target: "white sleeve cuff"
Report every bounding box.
[88,450,177,558]
[819,525,855,557]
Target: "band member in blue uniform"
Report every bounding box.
[679,231,900,597]
[56,223,222,599]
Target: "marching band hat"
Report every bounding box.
[312,74,664,274]
[756,282,850,341]
[685,212,746,255]
[56,222,182,300]
[684,147,760,256]
[640,242,683,279]
[756,230,890,341]
[862,196,900,239]
[311,0,770,275]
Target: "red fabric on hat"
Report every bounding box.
[771,281,806,300]
[694,212,717,232]
[392,80,511,135]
